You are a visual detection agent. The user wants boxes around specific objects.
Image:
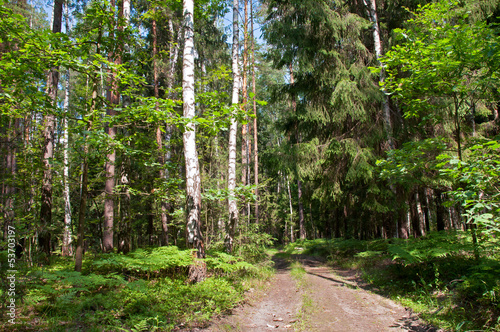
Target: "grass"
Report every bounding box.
[284,232,500,332]
[289,260,316,331]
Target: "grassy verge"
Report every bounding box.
[284,231,500,332]
[0,246,274,331]
[289,261,316,331]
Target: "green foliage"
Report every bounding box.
[439,139,500,237]
[91,246,193,277]
[381,0,498,119]
[234,224,275,264]
[377,137,452,189]
[204,251,255,275]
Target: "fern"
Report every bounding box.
[92,246,193,277]
[205,251,255,276]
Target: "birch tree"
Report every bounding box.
[182,0,204,258]
[227,0,239,251]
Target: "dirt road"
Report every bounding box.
[203,254,436,332]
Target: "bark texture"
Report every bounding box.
[182,0,205,259]
[227,0,240,252]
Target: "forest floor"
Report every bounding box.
[199,253,439,332]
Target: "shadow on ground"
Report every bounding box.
[289,253,441,332]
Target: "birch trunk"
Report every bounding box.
[61,69,72,256]
[182,0,204,259]
[227,0,240,252]
[363,0,393,149]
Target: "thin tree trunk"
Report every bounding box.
[250,0,259,225]
[397,187,409,239]
[415,189,426,237]
[152,14,170,246]
[61,3,73,257]
[363,0,393,149]
[75,58,100,271]
[241,0,248,188]
[39,0,63,262]
[103,0,130,252]
[454,95,462,160]
[289,64,305,240]
[61,70,72,256]
[435,189,446,231]
[74,149,88,273]
[287,176,293,243]
[227,0,240,252]
[182,0,205,259]
[103,0,119,252]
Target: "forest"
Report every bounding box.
[0,0,499,330]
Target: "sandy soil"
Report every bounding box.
[201,254,438,332]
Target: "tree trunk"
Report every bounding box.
[75,60,100,271]
[227,0,240,252]
[39,0,63,262]
[397,187,409,239]
[61,68,72,257]
[152,15,170,246]
[183,0,205,260]
[415,189,426,237]
[75,144,88,273]
[289,64,305,240]
[250,0,259,225]
[61,3,73,257]
[286,176,293,243]
[363,0,393,149]
[241,0,248,189]
[435,189,446,231]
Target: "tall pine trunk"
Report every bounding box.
[103,0,129,252]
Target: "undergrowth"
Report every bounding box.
[285,231,500,332]
[0,242,274,331]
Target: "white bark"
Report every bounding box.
[62,71,72,256]
[61,3,72,257]
[182,0,203,252]
[363,0,394,149]
[123,0,130,25]
[227,0,240,249]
